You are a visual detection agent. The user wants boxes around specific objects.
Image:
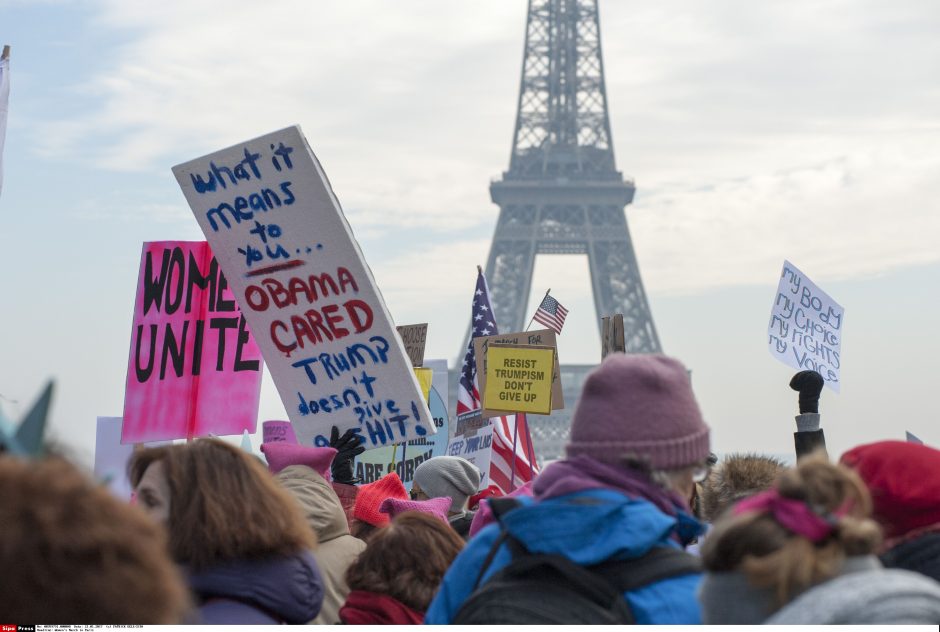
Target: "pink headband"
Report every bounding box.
[733,489,848,542]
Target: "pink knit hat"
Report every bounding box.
[566,354,710,469]
[353,472,409,527]
[260,443,336,479]
[469,481,533,538]
[379,496,451,524]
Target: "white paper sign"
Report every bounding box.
[446,424,492,492]
[767,260,844,392]
[173,126,434,449]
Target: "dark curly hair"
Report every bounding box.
[345,512,464,612]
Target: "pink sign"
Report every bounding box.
[262,420,298,444]
[122,241,264,443]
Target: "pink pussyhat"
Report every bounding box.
[733,488,850,542]
[260,442,337,479]
[379,496,451,524]
[469,480,533,538]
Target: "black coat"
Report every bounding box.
[881,532,940,584]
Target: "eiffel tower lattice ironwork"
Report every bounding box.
[483,0,660,349]
[453,0,662,461]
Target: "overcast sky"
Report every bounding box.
[1,0,938,466]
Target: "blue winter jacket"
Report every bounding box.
[425,488,703,624]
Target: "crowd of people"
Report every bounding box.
[1,354,939,624]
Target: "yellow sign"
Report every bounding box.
[483,344,555,415]
[413,367,433,403]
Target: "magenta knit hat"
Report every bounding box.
[260,443,336,479]
[379,496,451,524]
[566,354,710,469]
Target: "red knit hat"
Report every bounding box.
[566,354,710,469]
[353,472,408,527]
[840,440,940,540]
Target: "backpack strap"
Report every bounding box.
[592,546,703,594]
[468,497,523,590]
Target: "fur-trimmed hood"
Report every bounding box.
[701,453,787,522]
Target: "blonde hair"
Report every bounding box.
[701,453,882,606]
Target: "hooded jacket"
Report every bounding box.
[767,556,940,624]
[276,465,366,624]
[188,551,323,624]
[425,457,704,624]
[700,555,940,624]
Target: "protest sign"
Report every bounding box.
[414,366,433,403]
[262,420,298,444]
[123,241,263,443]
[601,314,625,359]
[473,328,564,419]
[355,359,450,489]
[446,425,493,491]
[95,417,170,501]
[396,323,428,367]
[483,344,555,415]
[767,260,844,393]
[173,126,434,450]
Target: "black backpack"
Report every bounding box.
[452,498,702,625]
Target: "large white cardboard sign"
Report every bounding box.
[173,126,434,449]
[767,260,844,392]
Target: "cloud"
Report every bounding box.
[631,143,940,294]
[30,0,940,293]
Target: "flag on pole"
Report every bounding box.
[457,268,539,492]
[532,293,569,334]
[0,46,10,199]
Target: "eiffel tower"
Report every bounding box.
[453,0,662,461]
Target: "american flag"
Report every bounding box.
[457,269,539,492]
[532,293,569,334]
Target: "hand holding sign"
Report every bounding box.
[330,425,366,484]
[790,370,824,414]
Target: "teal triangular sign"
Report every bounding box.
[15,380,54,456]
[240,429,252,454]
[0,405,24,455]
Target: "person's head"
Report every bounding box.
[413,456,481,515]
[565,354,711,501]
[129,439,316,571]
[701,454,881,607]
[0,455,190,623]
[840,440,940,544]
[344,512,465,612]
[701,453,789,522]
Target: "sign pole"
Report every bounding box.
[508,416,520,492]
[521,412,538,479]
